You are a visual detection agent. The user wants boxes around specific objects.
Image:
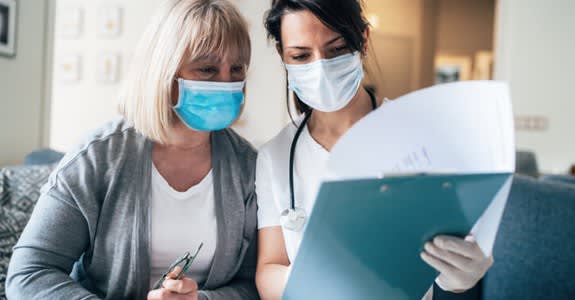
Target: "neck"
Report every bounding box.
[158,121,211,152]
[152,120,213,192]
[307,88,373,150]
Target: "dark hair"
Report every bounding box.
[264,0,369,117]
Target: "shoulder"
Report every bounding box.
[58,118,145,167]
[47,118,148,190]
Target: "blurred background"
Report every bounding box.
[0,0,573,177]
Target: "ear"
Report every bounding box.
[275,43,285,62]
[171,79,180,106]
[362,27,371,56]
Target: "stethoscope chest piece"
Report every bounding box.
[280,207,307,232]
[283,89,377,233]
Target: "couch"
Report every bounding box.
[483,176,575,299]
[0,164,56,299]
[539,174,575,187]
[1,166,574,299]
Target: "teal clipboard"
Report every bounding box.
[283,173,511,300]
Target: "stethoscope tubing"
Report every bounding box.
[288,90,377,211]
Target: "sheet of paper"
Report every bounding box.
[471,176,513,256]
[323,80,515,255]
[325,81,514,180]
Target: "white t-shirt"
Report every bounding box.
[149,163,217,287]
[256,117,330,263]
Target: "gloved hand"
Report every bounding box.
[421,235,493,293]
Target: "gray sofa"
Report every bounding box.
[484,176,575,299]
[540,174,575,186]
[0,164,55,299]
[1,166,574,299]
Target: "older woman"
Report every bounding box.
[6,1,258,299]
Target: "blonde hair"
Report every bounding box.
[118,0,251,143]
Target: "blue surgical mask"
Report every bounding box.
[173,79,245,131]
[285,52,364,112]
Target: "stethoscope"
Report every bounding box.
[280,89,378,232]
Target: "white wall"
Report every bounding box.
[49,0,286,151]
[50,0,159,151]
[227,0,287,146]
[0,0,54,167]
[494,0,575,173]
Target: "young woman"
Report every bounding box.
[7,1,258,299]
[255,0,492,299]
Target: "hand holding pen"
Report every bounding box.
[148,243,204,300]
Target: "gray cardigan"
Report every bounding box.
[6,119,259,300]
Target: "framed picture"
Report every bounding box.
[0,0,16,57]
[58,6,83,39]
[97,5,122,38]
[434,55,472,84]
[57,54,82,83]
[96,52,120,83]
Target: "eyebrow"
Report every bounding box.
[190,55,221,64]
[189,55,244,66]
[286,36,344,50]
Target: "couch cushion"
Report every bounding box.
[0,164,55,214]
[0,207,30,299]
[24,148,65,166]
[484,175,575,299]
[540,174,575,187]
[0,164,55,299]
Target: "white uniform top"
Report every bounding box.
[149,163,217,287]
[256,117,330,263]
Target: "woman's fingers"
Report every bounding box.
[148,276,198,300]
[433,235,483,259]
[420,250,457,275]
[425,235,495,292]
[147,288,198,300]
[163,277,198,295]
[147,288,170,300]
[167,266,183,279]
[424,242,473,271]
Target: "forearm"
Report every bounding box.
[6,189,96,299]
[255,264,290,300]
[6,248,100,300]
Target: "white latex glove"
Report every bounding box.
[421,235,493,293]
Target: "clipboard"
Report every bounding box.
[283,173,512,300]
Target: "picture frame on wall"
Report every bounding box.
[57,54,82,83]
[97,5,122,38]
[0,0,17,57]
[434,55,472,84]
[58,6,84,39]
[96,52,120,83]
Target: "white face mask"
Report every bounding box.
[285,52,364,112]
